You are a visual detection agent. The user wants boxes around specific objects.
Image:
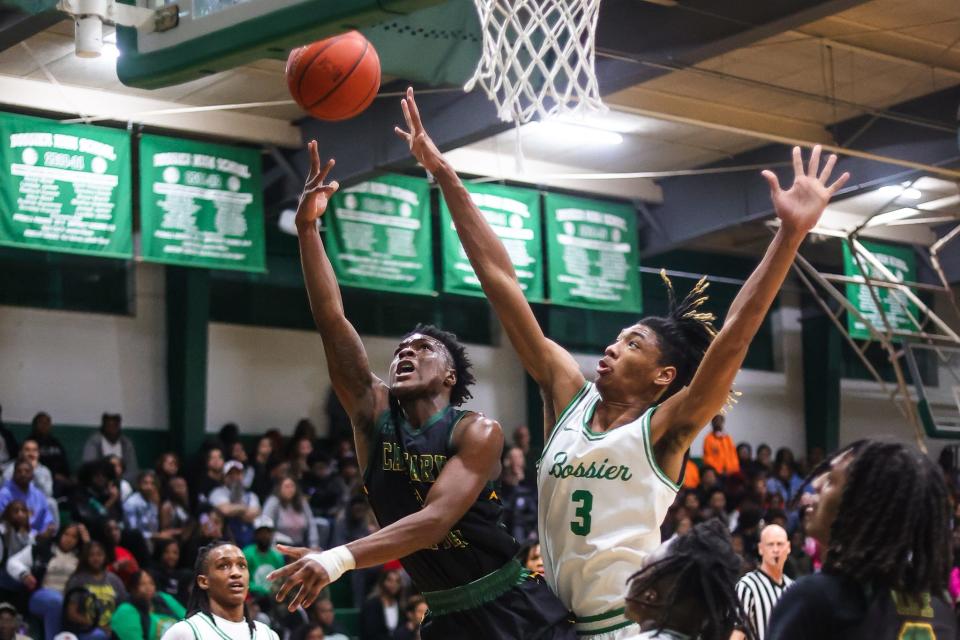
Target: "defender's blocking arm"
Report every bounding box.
[394,88,584,430]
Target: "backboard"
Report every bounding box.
[904,342,960,438]
[115,0,448,88]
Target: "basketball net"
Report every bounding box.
[465,0,606,125]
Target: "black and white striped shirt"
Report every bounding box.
[736,569,793,639]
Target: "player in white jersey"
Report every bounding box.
[161,541,279,640]
[395,87,849,637]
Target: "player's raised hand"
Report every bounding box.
[761,145,849,237]
[268,544,330,612]
[295,140,339,229]
[395,86,444,174]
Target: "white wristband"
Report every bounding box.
[305,546,356,584]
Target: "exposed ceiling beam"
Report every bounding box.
[0,7,63,54]
[607,95,960,181]
[607,86,835,145]
[804,14,960,74]
[301,0,873,187]
[788,29,960,80]
[0,75,301,147]
[639,84,960,257]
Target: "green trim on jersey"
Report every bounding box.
[576,607,626,623]
[641,405,680,491]
[575,619,636,636]
[579,395,608,440]
[539,382,591,465]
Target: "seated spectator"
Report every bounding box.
[702,414,740,476]
[499,446,537,543]
[303,453,346,524]
[784,529,812,579]
[158,476,195,546]
[17,523,89,640]
[697,465,720,500]
[209,460,260,547]
[242,516,284,598]
[2,441,52,498]
[0,501,35,602]
[124,471,179,553]
[27,412,68,488]
[249,436,276,503]
[150,539,190,605]
[0,460,54,537]
[192,446,225,510]
[755,443,772,474]
[227,441,256,489]
[179,508,229,569]
[703,487,731,529]
[287,436,314,480]
[218,423,241,455]
[153,453,180,492]
[109,570,184,640]
[0,407,19,468]
[262,474,319,548]
[312,597,350,640]
[106,455,134,502]
[513,424,531,457]
[360,569,405,640]
[291,622,327,640]
[338,458,362,502]
[101,519,140,586]
[63,541,128,638]
[332,495,379,607]
[0,601,29,640]
[521,540,544,576]
[70,461,123,544]
[736,442,754,477]
[81,413,138,481]
[766,460,804,504]
[682,458,700,490]
[393,595,427,640]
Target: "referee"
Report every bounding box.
[733,524,792,639]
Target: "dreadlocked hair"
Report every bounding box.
[816,440,952,600]
[186,540,256,636]
[401,323,476,406]
[626,519,755,640]
[642,271,724,403]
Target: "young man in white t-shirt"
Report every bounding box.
[161,541,279,640]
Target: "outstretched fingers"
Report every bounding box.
[818,153,837,184]
[405,86,425,132]
[394,126,411,143]
[806,144,822,178]
[307,140,320,180]
[761,169,781,197]
[791,146,803,178]
[318,158,335,183]
[401,97,416,135]
[827,171,851,195]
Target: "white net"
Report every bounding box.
[465,0,605,124]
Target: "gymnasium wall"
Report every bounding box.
[0,261,956,463]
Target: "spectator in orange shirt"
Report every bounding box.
[682,458,700,489]
[702,415,740,476]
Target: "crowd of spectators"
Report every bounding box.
[3,400,960,640]
[0,403,419,640]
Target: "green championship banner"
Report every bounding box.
[139,134,265,272]
[843,240,918,340]
[441,182,543,301]
[327,174,434,295]
[0,112,132,258]
[545,193,641,312]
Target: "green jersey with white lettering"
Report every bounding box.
[537,382,679,638]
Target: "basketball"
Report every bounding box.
[285,31,381,122]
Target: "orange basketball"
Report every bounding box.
[286,31,381,121]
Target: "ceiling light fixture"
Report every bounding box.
[527,120,623,145]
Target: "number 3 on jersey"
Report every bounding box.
[570,490,593,536]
